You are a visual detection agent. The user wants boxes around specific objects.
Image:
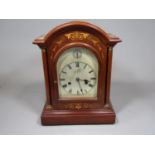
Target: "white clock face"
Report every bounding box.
[57,47,98,99]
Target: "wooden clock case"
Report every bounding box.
[33,21,121,125]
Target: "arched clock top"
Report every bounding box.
[50,31,105,65]
[33,21,121,48]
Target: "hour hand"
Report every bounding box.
[76,78,84,94]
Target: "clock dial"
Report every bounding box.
[59,62,96,95]
[57,47,98,98]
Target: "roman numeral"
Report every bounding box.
[91,77,96,80]
[62,84,67,88]
[69,89,72,93]
[77,90,80,95]
[89,70,93,73]
[60,78,65,81]
[83,64,87,69]
[62,71,67,74]
[88,84,94,87]
[68,64,72,69]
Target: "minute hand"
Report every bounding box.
[76,78,84,94]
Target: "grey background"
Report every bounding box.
[0,19,155,134]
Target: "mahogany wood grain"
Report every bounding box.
[105,47,113,104]
[41,102,116,125]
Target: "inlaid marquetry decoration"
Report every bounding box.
[51,31,103,54]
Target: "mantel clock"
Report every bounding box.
[33,21,121,125]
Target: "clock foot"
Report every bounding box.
[41,102,116,125]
